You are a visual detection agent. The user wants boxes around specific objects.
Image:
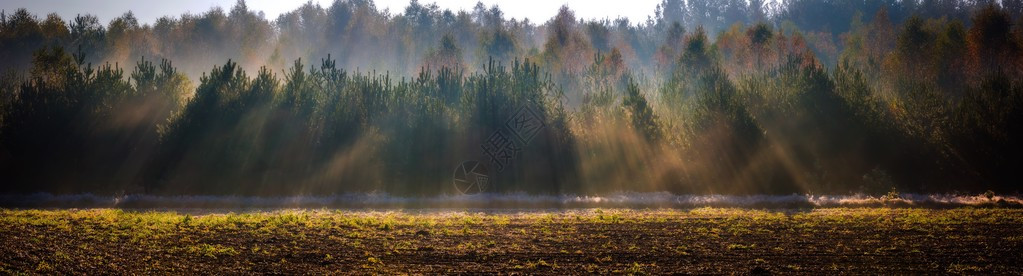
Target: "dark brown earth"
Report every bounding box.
[1,208,1022,274]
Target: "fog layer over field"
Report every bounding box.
[2,192,1020,209]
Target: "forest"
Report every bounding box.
[1,0,1022,196]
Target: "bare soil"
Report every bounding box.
[1,208,1021,274]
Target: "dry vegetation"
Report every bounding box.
[2,208,1022,274]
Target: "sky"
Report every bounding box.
[1,0,662,25]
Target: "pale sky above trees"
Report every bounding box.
[1,0,662,25]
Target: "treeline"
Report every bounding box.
[3,0,1021,78]
[0,47,579,195]
[1,1,1022,195]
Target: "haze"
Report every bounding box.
[0,0,661,25]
